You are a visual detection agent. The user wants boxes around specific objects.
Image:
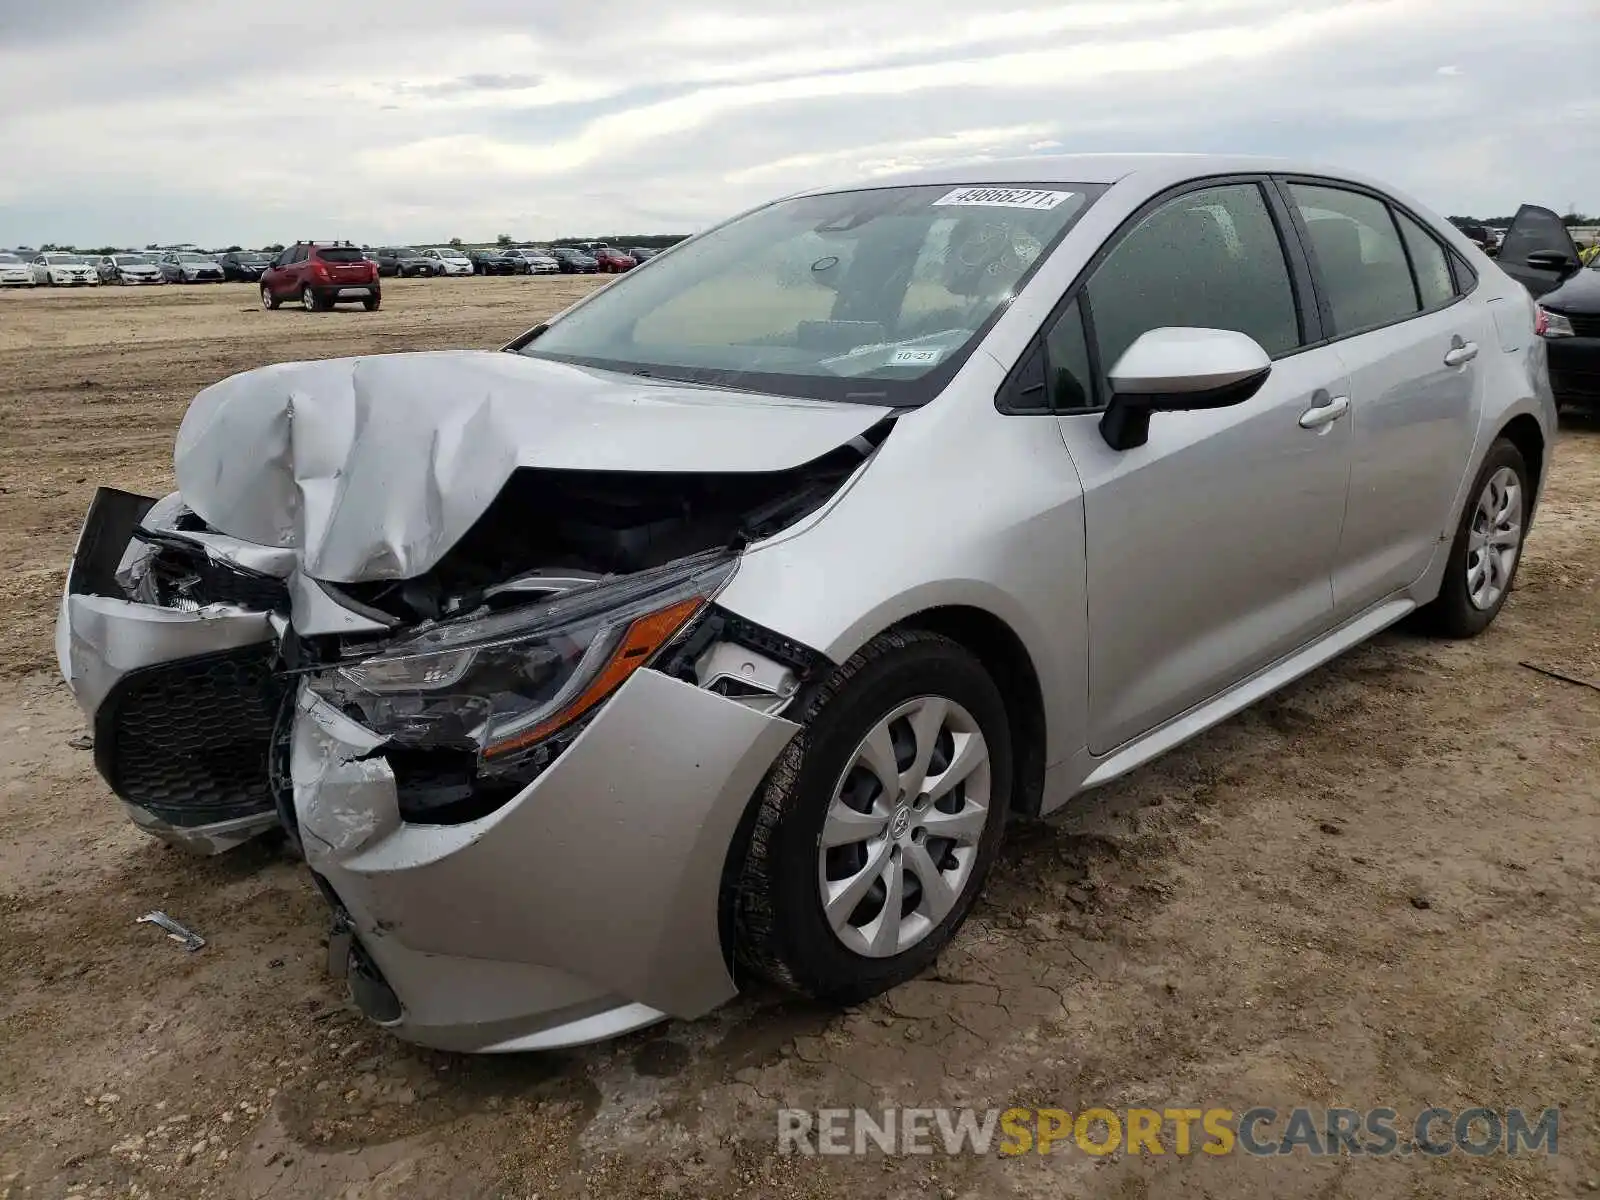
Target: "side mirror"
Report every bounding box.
[1099,327,1272,451]
[1525,249,1579,276]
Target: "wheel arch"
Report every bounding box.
[885,605,1048,818]
[1497,413,1546,507]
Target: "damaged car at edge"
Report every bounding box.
[58,155,1554,1053]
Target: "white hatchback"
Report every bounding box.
[421,248,474,276]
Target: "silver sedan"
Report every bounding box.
[57,154,1553,1052]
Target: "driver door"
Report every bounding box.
[1496,205,1583,297]
[1044,180,1353,752]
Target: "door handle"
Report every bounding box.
[1443,341,1479,367]
[1299,394,1350,429]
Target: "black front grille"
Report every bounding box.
[95,645,286,828]
[1564,312,1600,338]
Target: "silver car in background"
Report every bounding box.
[57,155,1553,1053]
[505,247,561,274]
[158,250,224,283]
[97,253,165,285]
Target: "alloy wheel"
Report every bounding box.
[1466,466,1522,611]
[817,695,991,958]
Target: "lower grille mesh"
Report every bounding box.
[96,645,285,828]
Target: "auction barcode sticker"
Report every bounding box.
[932,187,1076,211]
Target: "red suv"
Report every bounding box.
[260,242,381,311]
[593,247,637,273]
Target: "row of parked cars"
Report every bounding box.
[0,241,663,288]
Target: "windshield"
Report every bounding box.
[177,253,212,263]
[520,183,1100,404]
[394,247,420,257]
[434,247,467,258]
[114,254,153,264]
[47,254,88,264]
[0,253,21,264]
[239,252,269,263]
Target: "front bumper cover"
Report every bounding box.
[58,486,804,1049]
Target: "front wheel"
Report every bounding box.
[733,629,1011,1003]
[260,284,279,310]
[1418,438,1531,638]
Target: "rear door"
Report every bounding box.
[1281,181,1484,616]
[1038,179,1353,752]
[1496,205,1583,297]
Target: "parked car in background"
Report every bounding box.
[593,247,637,273]
[31,253,100,285]
[375,248,436,278]
[469,247,524,275]
[1500,206,1600,413]
[551,246,598,273]
[421,247,475,276]
[504,247,560,274]
[0,252,34,286]
[625,247,662,263]
[97,253,165,285]
[158,251,225,283]
[219,250,273,282]
[54,155,1552,1054]
[260,242,381,311]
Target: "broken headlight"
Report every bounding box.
[308,552,736,809]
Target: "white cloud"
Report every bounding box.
[0,0,1594,246]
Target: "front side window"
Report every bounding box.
[1085,182,1301,391]
[1289,184,1418,334]
[1394,210,1454,310]
[521,183,1103,404]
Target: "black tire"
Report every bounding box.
[300,285,325,313]
[733,629,1012,1004]
[260,284,280,310]
[1418,437,1531,638]
[362,295,380,311]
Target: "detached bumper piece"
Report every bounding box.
[58,487,287,854]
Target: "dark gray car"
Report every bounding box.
[375,248,437,278]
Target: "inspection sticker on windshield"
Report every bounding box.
[932,187,1076,211]
[889,348,943,366]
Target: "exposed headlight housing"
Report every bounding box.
[308,551,736,819]
[1535,306,1574,339]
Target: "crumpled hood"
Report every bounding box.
[173,350,890,583]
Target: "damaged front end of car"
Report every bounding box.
[57,350,891,1049]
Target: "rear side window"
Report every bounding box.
[1394,211,1454,310]
[1289,184,1418,334]
[316,248,365,263]
[1086,181,1302,386]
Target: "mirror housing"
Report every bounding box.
[1099,327,1272,451]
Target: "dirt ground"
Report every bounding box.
[1,279,1597,1200]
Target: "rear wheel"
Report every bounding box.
[300,285,323,312]
[733,629,1011,1003]
[362,294,381,311]
[1418,438,1530,638]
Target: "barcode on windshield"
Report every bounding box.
[932,187,1075,211]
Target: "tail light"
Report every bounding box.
[310,258,329,282]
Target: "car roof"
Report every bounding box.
[803,152,1378,194]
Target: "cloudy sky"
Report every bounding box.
[0,0,1595,248]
